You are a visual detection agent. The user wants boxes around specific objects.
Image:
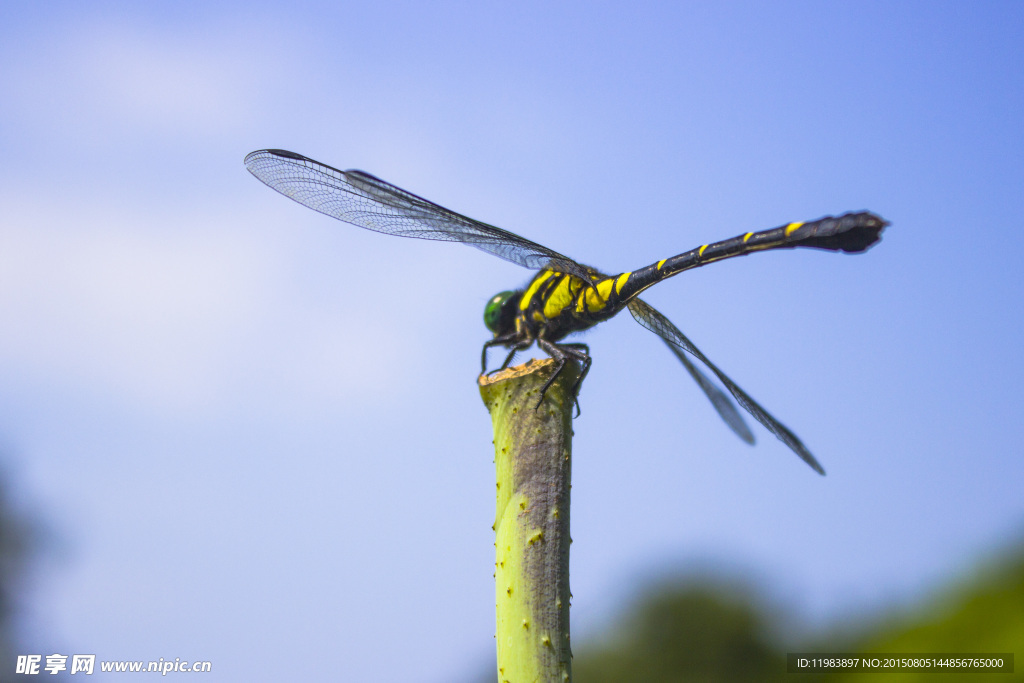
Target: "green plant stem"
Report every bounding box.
[479,358,579,683]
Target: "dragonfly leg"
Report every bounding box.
[498,341,531,372]
[536,339,590,417]
[559,343,592,402]
[481,333,523,374]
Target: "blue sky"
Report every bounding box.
[1,1,1022,680]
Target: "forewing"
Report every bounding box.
[627,298,825,475]
[244,149,593,281]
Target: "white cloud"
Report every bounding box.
[0,189,402,419]
[1,15,287,143]
[75,25,258,131]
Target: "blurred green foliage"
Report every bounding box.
[0,463,34,673]
[572,580,788,683]
[477,536,1023,682]
[819,541,1023,683]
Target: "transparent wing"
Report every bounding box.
[627,298,825,475]
[244,149,594,282]
[661,338,755,445]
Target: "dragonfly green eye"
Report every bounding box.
[484,291,517,333]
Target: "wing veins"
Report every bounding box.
[661,338,755,445]
[627,298,826,475]
[244,149,593,281]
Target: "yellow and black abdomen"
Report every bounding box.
[515,211,886,342]
[614,211,887,303]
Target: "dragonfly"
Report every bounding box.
[245,149,888,475]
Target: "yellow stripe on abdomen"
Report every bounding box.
[582,278,616,313]
[614,272,631,294]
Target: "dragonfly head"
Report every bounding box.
[484,290,519,336]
